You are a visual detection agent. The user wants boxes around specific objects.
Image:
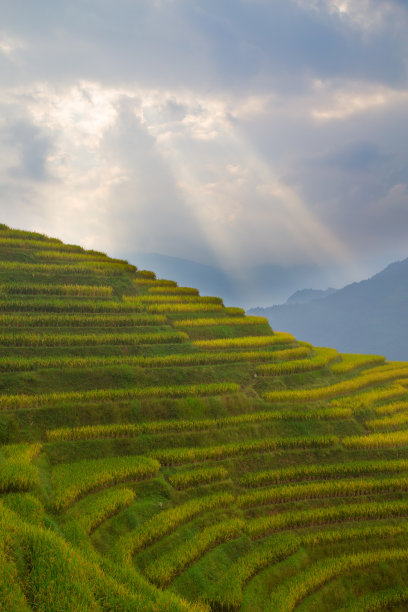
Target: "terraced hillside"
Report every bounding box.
[2,225,408,611]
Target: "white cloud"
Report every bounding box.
[310,81,408,121]
[293,0,405,32]
[0,73,405,272]
[19,82,119,150]
[0,0,407,286]
[0,32,24,57]
[374,183,408,216]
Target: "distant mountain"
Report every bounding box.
[128,253,240,305]
[235,262,333,309]
[248,258,408,361]
[285,287,337,305]
[124,252,333,308]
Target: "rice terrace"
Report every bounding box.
[3,224,408,611]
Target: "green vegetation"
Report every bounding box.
[0,330,188,347]
[0,283,114,296]
[0,443,42,491]
[0,261,137,273]
[256,346,338,375]
[330,352,386,373]
[151,435,337,465]
[264,365,408,402]
[2,225,408,611]
[237,474,408,507]
[64,488,136,534]
[239,457,408,487]
[173,315,269,327]
[47,410,345,442]
[124,294,223,304]
[0,347,310,372]
[246,498,408,537]
[52,456,159,510]
[343,430,408,448]
[167,466,229,489]
[268,547,408,612]
[193,332,294,349]
[113,492,234,562]
[0,312,167,328]
[145,518,244,587]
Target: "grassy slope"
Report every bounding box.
[1,225,408,611]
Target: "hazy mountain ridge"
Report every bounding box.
[128,252,335,308]
[249,258,408,361]
[285,287,337,305]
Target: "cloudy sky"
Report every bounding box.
[1,0,408,290]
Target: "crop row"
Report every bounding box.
[0,443,42,492]
[264,366,408,403]
[2,492,45,527]
[113,492,234,563]
[0,547,28,610]
[2,443,42,462]
[51,455,159,511]
[167,466,229,489]
[64,488,136,534]
[223,307,246,316]
[0,461,40,492]
[297,521,408,549]
[363,362,407,376]
[338,586,408,612]
[0,226,61,239]
[123,295,223,305]
[239,457,408,487]
[0,502,200,612]
[0,236,74,249]
[0,298,148,313]
[193,333,295,350]
[144,518,244,587]
[331,385,408,411]
[0,313,167,328]
[0,283,113,296]
[0,330,187,347]
[147,286,199,295]
[151,435,337,465]
[208,524,408,610]
[135,270,156,279]
[207,532,298,609]
[47,408,349,442]
[0,346,310,372]
[256,347,338,376]
[246,498,408,538]
[269,546,408,612]
[133,278,177,287]
[330,353,386,374]
[366,411,408,430]
[343,430,408,448]
[236,474,408,508]
[0,382,240,410]
[34,250,128,265]
[145,302,225,313]
[0,236,118,259]
[173,316,269,327]
[0,261,137,273]
[373,400,408,415]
